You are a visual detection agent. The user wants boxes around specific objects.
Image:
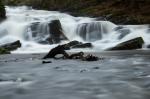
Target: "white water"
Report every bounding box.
[0,6,149,53]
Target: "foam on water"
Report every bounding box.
[0,6,149,53]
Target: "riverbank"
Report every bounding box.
[2,0,150,24]
[0,50,150,99]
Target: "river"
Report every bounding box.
[0,6,150,99]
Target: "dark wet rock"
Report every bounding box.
[107,37,144,50]
[69,52,84,59]
[147,45,150,48]
[0,40,21,51]
[62,41,92,50]
[93,67,100,69]
[82,54,99,61]
[48,20,68,44]
[72,43,93,48]
[80,69,87,73]
[43,44,96,61]
[0,77,28,82]
[66,40,82,48]
[28,20,68,44]
[42,61,52,64]
[54,66,61,69]
[0,40,21,54]
[62,40,82,50]
[43,45,69,59]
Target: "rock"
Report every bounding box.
[69,52,84,59]
[72,43,93,48]
[28,20,68,44]
[48,20,68,44]
[66,40,82,47]
[42,61,52,64]
[60,40,92,50]
[147,45,150,48]
[0,0,6,22]
[0,48,10,54]
[93,67,100,69]
[107,37,144,50]
[82,54,99,61]
[0,40,21,51]
[43,45,69,59]
[62,40,82,50]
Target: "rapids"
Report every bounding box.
[0,6,149,53]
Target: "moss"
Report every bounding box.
[0,48,10,55]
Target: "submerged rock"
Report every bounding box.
[107,37,144,50]
[0,40,21,53]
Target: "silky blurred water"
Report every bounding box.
[0,50,150,99]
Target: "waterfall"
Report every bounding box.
[0,6,149,53]
[76,21,117,41]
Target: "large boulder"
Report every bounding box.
[48,20,68,44]
[107,37,144,50]
[0,40,21,51]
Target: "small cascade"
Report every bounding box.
[25,22,50,44]
[76,21,117,42]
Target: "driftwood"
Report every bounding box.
[43,45,99,61]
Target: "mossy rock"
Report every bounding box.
[107,37,144,51]
[0,48,10,55]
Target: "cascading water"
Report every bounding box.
[0,6,149,53]
[76,21,117,42]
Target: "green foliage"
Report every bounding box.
[2,0,150,24]
[0,0,6,19]
[0,48,10,54]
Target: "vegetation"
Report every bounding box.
[0,48,10,54]
[0,0,6,21]
[2,0,150,24]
